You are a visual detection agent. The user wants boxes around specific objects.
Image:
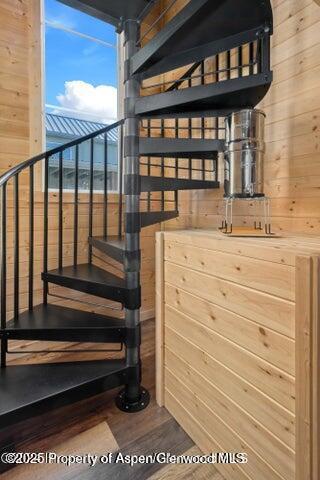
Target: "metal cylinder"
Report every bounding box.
[224,109,265,198]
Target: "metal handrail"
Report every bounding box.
[0,119,124,188]
[0,118,125,361]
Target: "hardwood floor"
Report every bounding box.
[0,319,223,479]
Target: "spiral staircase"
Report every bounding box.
[0,0,273,429]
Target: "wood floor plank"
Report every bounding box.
[2,423,118,480]
[147,446,224,479]
[74,418,194,480]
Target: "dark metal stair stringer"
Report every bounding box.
[136,73,273,117]
[139,137,225,158]
[42,264,141,310]
[140,176,219,192]
[3,304,140,346]
[0,360,130,429]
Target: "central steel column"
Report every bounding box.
[115,19,149,412]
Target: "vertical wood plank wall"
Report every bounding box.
[161,0,320,235]
[0,0,33,173]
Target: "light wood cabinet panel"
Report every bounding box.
[157,230,320,480]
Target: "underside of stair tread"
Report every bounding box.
[140,176,219,192]
[0,360,128,427]
[131,0,272,77]
[4,304,125,343]
[140,210,179,227]
[89,236,125,263]
[136,73,272,117]
[58,0,152,27]
[139,138,225,158]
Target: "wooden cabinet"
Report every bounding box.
[156,230,320,480]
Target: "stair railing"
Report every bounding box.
[140,59,220,217]
[0,119,124,344]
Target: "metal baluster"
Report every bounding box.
[1,183,7,367]
[215,155,219,182]
[14,175,19,319]
[103,133,108,238]
[58,151,63,269]
[215,55,220,140]
[200,61,206,180]
[249,41,254,75]
[175,118,179,211]
[238,45,243,77]
[147,120,151,212]
[43,156,49,304]
[88,139,94,263]
[161,118,165,211]
[118,124,124,239]
[74,145,79,266]
[227,50,231,79]
[29,165,34,310]
[259,33,270,74]
[188,77,192,179]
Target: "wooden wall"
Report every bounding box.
[161,0,320,235]
[0,0,38,172]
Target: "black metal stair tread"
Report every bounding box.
[131,0,272,77]
[139,138,225,158]
[43,264,125,289]
[89,236,125,263]
[135,73,272,117]
[0,359,128,427]
[140,176,219,192]
[42,264,140,309]
[5,304,124,333]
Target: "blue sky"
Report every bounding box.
[45,0,118,121]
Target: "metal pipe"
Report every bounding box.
[147,120,151,212]
[1,184,7,368]
[14,175,19,318]
[43,156,49,304]
[58,151,63,269]
[118,123,124,239]
[175,118,179,210]
[103,133,108,238]
[29,165,34,310]
[88,139,94,263]
[161,118,165,210]
[123,19,144,405]
[74,145,79,266]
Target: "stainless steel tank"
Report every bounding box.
[224,109,266,198]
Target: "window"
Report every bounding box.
[47,134,119,192]
[44,0,119,192]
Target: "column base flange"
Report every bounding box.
[115,387,150,413]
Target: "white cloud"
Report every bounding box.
[56,81,117,124]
